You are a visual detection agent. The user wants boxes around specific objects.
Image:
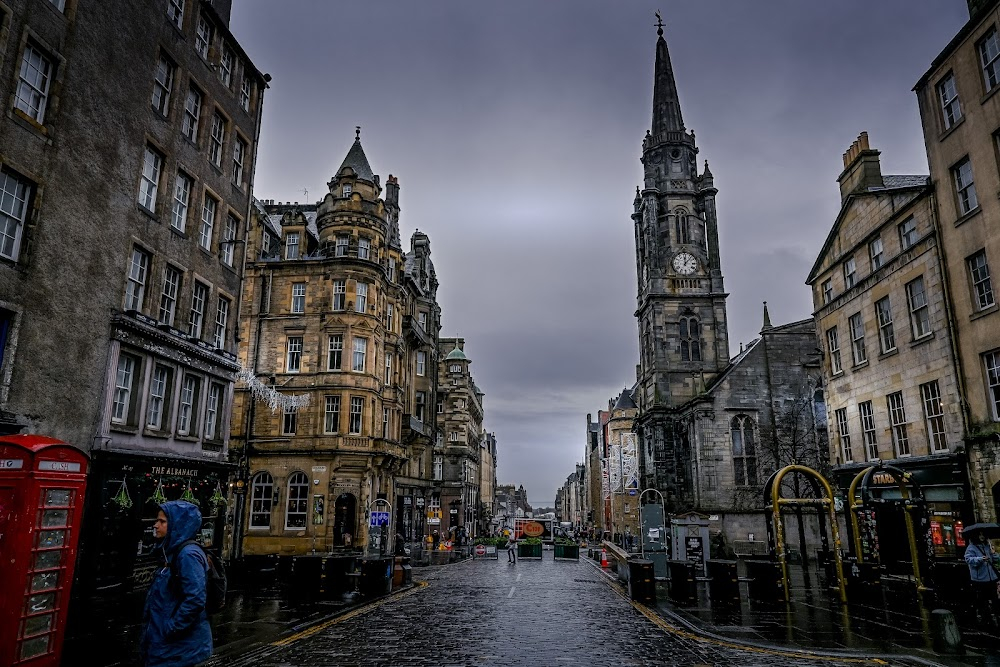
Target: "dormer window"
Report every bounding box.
[343,184,352,198]
[285,231,300,260]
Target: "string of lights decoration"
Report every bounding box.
[237,363,311,412]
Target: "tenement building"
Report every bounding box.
[807,134,968,563]
[231,133,442,556]
[631,22,828,559]
[0,1,265,663]
[914,0,1000,522]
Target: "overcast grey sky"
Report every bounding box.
[231,1,969,507]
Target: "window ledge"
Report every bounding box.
[137,205,159,222]
[954,206,982,228]
[109,424,139,435]
[878,348,899,360]
[169,226,188,239]
[851,360,870,371]
[9,108,52,143]
[938,114,965,141]
[142,429,171,439]
[910,332,936,348]
[830,370,845,379]
[981,84,1000,106]
[971,303,999,321]
[199,245,215,258]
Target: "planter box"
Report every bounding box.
[517,543,543,559]
[553,544,579,560]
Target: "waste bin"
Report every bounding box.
[628,559,656,604]
[360,556,393,598]
[667,560,697,606]
[706,560,739,605]
[323,555,358,599]
[744,559,784,604]
[290,555,324,601]
[393,556,412,587]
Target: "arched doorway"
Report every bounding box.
[333,493,356,547]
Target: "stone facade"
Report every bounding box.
[479,431,498,533]
[914,0,1000,522]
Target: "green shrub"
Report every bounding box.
[521,537,542,545]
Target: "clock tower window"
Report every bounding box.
[679,316,701,362]
[675,213,690,245]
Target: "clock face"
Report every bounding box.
[672,252,698,275]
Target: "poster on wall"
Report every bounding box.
[621,432,638,491]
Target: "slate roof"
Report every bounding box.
[613,388,637,411]
[266,211,319,240]
[338,138,375,182]
[876,175,928,190]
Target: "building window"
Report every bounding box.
[349,396,363,434]
[416,351,426,376]
[822,279,833,305]
[887,391,909,457]
[679,316,700,362]
[848,312,866,366]
[906,277,931,338]
[388,257,396,282]
[450,431,460,442]
[358,237,370,260]
[843,257,857,289]
[195,15,213,59]
[233,137,247,185]
[731,415,757,487]
[250,472,274,529]
[285,231,300,260]
[139,146,162,212]
[286,336,302,373]
[335,235,349,257]
[674,212,689,245]
[167,0,184,28]
[240,75,252,112]
[383,407,390,438]
[875,296,896,354]
[386,303,394,332]
[146,365,172,431]
[835,408,852,463]
[869,237,884,271]
[355,283,368,313]
[437,396,444,414]
[182,85,202,142]
[352,338,367,372]
[200,195,217,251]
[282,404,297,435]
[415,391,426,422]
[124,246,150,311]
[937,71,962,130]
[827,324,843,373]
[919,380,947,453]
[177,375,200,435]
[859,401,878,460]
[0,169,31,262]
[204,383,222,440]
[15,45,53,123]
[384,352,393,384]
[324,395,340,433]
[980,27,1000,92]
[221,214,237,266]
[968,250,995,311]
[291,282,306,314]
[171,172,192,232]
[214,297,229,349]
[328,334,343,370]
[209,112,226,167]
[332,280,346,310]
[433,455,443,481]
[285,472,308,529]
[219,45,234,87]
[449,363,462,373]
[985,351,1000,421]
[152,55,174,116]
[898,217,917,251]
[111,354,138,424]
[189,282,208,339]
[953,157,978,216]
[159,266,181,325]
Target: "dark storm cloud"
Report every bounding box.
[230,0,969,506]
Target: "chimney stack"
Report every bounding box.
[838,131,883,201]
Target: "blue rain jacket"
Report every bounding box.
[965,542,1000,584]
[140,501,212,667]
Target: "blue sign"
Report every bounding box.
[628,489,637,496]
[370,511,390,527]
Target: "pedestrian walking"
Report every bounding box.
[965,531,1000,629]
[432,529,440,550]
[506,532,517,564]
[140,501,212,667]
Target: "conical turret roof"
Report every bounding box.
[338,130,374,182]
[651,20,685,134]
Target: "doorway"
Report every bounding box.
[333,493,356,547]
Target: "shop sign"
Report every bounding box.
[38,460,81,472]
[151,466,200,477]
[416,497,425,507]
[0,459,24,469]
[870,472,896,486]
[312,466,327,473]
[403,496,412,505]
[370,511,390,527]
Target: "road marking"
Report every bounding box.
[272,580,428,647]
[507,586,515,598]
[516,572,522,582]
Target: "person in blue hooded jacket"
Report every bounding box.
[140,500,213,667]
[965,531,1000,629]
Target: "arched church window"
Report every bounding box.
[679,316,700,362]
[731,415,757,487]
[674,209,690,245]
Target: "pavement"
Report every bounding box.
[204,550,977,667]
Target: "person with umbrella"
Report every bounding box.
[964,522,1000,629]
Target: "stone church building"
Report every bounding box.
[632,23,828,558]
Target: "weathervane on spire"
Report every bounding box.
[355,125,361,141]
[655,10,664,36]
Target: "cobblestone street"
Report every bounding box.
[208,556,928,667]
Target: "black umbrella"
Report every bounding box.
[963,523,1000,539]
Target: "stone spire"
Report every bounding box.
[651,15,685,135]
[337,126,375,182]
[762,301,772,330]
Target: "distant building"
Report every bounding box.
[479,431,498,534]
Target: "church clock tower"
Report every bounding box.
[633,18,730,507]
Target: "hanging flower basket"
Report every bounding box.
[147,478,167,506]
[210,482,226,510]
[181,480,200,506]
[111,480,133,511]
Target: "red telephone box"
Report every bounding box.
[0,435,89,667]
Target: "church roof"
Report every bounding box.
[445,347,468,361]
[613,388,637,411]
[651,22,685,134]
[338,136,375,182]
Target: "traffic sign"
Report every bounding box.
[475,544,486,556]
[369,511,390,527]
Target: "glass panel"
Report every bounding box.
[41,509,68,528]
[37,530,65,549]
[31,571,59,592]
[25,593,55,614]
[19,634,52,660]
[44,489,72,507]
[33,551,62,570]
[23,613,53,637]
